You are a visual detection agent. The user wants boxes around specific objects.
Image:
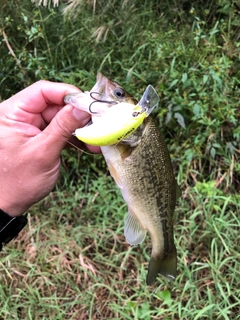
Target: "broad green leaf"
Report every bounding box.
[182,72,188,83]
[174,112,186,128]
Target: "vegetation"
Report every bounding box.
[0,0,239,319]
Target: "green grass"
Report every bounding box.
[0,0,240,319]
[0,153,239,319]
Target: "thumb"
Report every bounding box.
[37,104,90,159]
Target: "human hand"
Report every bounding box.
[0,80,99,217]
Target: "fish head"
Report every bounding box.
[91,73,137,106]
[91,73,146,146]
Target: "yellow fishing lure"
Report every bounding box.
[75,103,146,146]
[73,85,159,146]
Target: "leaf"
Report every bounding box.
[226,142,236,154]
[212,74,222,89]
[165,112,172,124]
[174,112,186,128]
[22,15,28,22]
[193,103,200,117]
[209,29,219,37]
[185,149,194,162]
[169,79,178,88]
[181,72,188,83]
[203,75,208,84]
[31,26,38,34]
[156,290,172,306]
[210,147,216,158]
[232,18,240,27]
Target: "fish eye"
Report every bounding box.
[114,88,125,98]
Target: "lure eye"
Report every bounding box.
[114,88,125,98]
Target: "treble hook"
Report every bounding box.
[89,92,118,114]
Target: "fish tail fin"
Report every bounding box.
[146,245,177,285]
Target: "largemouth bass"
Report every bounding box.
[66,73,181,285]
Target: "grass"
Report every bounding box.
[0,0,240,319]
[0,153,239,319]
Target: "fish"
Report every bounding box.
[67,73,181,285]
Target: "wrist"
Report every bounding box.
[0,199,27,217]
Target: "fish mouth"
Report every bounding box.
[89,73,118,112]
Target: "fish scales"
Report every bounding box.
[106,117,175,230]
[102,116,178,284]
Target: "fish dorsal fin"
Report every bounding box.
[124,210,147,246]
[176,182,182,200]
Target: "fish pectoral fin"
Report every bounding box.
[117,144,133,160]
[146,245,177,285]
[124,210,146,246]
[176,181,182,200]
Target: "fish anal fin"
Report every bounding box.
[124,209,146,246]
[146,245,177,285]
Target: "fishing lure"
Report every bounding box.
[68,85,159,146]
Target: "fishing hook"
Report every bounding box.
[89,92,118,114]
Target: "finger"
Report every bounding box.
[86,144,102,153]
[67,136,102,153]
[34,104,91,160]
[6,80,81,114]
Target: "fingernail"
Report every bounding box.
[72,107,84,121]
